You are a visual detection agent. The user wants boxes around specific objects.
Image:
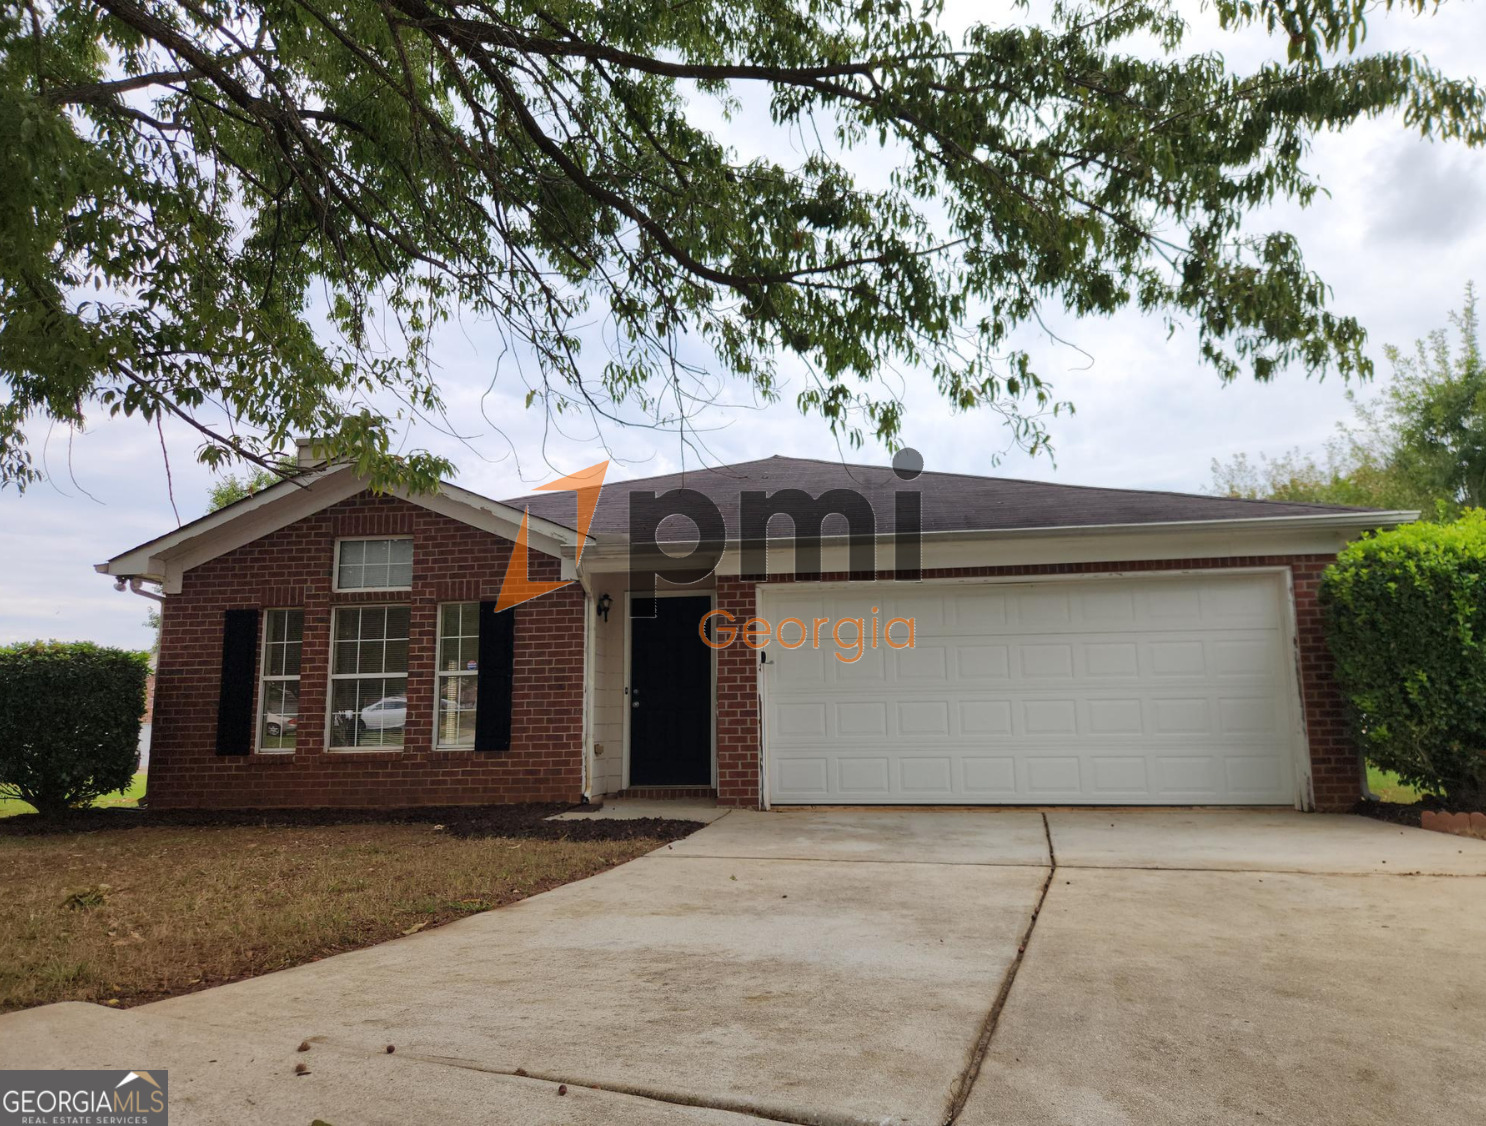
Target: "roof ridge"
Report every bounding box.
[500,453,1384,515]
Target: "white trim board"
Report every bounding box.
[98,465,584,592]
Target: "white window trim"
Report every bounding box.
[331,535,415,594]
[257,607,303,754]
[326,603,412,753]
[434,601,480,750]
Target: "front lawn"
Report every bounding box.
[0,773,148,818]
[0,815,683,1013]
[1366,764,1423,805]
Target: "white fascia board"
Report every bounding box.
[97,465,364,586]
[405,483,581,559]
[98,467,585,593]
[569,510,1419,577]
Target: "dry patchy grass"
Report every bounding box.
[0,822,662,1013]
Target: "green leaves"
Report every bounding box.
[1,0,1483,488]
[1323,511,1486,804]
[0,641,149,816]
[1210,283,1486,515]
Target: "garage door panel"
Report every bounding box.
[1152,697,1212,735]
[1091,756,1149,794]
[1085,642,1141,677]
[898,700,951,736]
[1225,755,1285,795]
[764,574,1301,806]
[774,643,828,683]
[893,645,947,680]
[885,594,947,628]
[1025,756,1082,795]
[1021,644,1075,678]
[1149,639,1207,676]
[901,757,954,793]
[838,756,891,794]
[1217,695,1281,734]
[961,700,1014,735]
[1154,755,1219,795]
[776,757,829,797]
[1210,638,1275,676]
[957,645,1012,679]
[836,646,888,681]
[837,701,888,736]
[1079,587,1138,625]
[1087,698,1144,735]
[953,591,1009,630]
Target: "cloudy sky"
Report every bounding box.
[3,0,1484,650]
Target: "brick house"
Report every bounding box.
[99,455,1412,812]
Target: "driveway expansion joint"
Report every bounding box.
[646,854,1053,869]
[941,812,1056,1126]
[1054,863,1486,878]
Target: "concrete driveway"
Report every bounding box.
[3,809,1485,1125]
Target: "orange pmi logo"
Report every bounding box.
[494,460,608,613]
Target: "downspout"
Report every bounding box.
[115,576,165,603]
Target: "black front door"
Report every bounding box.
[629,595,713,786]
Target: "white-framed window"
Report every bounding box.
[334,537,413,592]
[436,602,480,748]
[328,605,410,749]
[259,608,304,752]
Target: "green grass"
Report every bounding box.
[1367,764,1423,804]
[0,774,147,819]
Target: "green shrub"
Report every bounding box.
[1321,512,1486,805]
[0,642,149,816]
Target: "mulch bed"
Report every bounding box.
[0,802,705,843]
[1352,799,1425,828]
[1353,794,1486,829]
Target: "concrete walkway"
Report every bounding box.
[3,808,1485,1125]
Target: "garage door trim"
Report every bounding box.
[756,567,1311,809]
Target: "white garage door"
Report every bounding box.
[762,574,1302,806]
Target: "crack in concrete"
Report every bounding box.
[393,1050,907,1126]
[939,813,1056,1126]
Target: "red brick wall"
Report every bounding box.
[716,577,762,806]
[714,557,1361,812]
[148,492,584,809]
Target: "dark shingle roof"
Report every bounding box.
[502,455,1392,541]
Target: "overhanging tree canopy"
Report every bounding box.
[2,0,1483,489]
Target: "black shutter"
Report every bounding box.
[474,601,516,752]
[215,608,260,755]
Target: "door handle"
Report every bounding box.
[631,688,640,709]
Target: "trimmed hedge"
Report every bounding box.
[1321,512,1486,805]
[0,641,149,816]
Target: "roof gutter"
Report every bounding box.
[561,509,1421,560]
